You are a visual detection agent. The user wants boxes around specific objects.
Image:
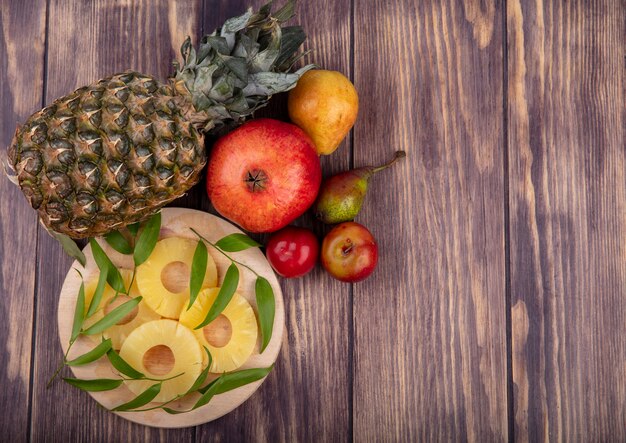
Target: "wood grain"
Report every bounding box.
[2,0,625,440]
[195,1,353,441]
[0,1,46,441]
[507,0,626,441]
[29,1,200,441]
[352,0,508,440]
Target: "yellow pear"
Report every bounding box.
[288,70,358,155]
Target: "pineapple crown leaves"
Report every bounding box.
[172,1,314,132]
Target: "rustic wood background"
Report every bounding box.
[0,0,624,441]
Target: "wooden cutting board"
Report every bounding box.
[57,208,284,428]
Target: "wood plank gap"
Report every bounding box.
[40,0,50,109]
[27,0,49,440]
[26,230,40,443]
[501,1,514,442]
[348,287,354,443]
[348,0,355,441]
[348,0,355,171]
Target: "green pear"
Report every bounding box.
[314,151,406,224]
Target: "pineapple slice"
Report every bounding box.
[179,288,258,373]
[136,237,218,319]
[119,319,203,402]
[83,269,160,349]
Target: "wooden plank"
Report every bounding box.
[353,0,508,440]
[507,0,625,440]
[195,1,353,441]
[0,1,46,440]
[30,1,200,440]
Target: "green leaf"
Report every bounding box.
[215,233,261,252]
[71,281,86,342]
[251,45,279,74]
[107,349,144,379]
[196,375,222,395]
[255,277,275,353]
[66,339,112,366]
[273,0,296,22]
[104,231,133,255]
[206,35,230,56]
[275,26,307,69]
[51,231,86,267]
[134,212,161,266]
[221,8,252,34]
[186,348,212,394]
[127,222,140,236]
[193,375,223,409]
[193,65,219,96]
[82,297,142,336]
[112,383,161,411]
[90,239,126,294]
[188,241,208,310]
[63,378,123,392]
[194,366,273,409]
[211,365,273,395]
[253,2,272,21]
[195,264,239,329]
[242,65,314,97]
[86,267,108,318]
[223,56,249,83]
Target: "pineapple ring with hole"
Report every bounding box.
[179,288,258,373]
[83,269,160,349]
[119,319,203,402]
[136,237,218,319]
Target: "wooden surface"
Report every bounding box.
[353,1,508,441]
[0,0,623,441]
[0,2,45,440]
[507,1,625,441]
[57,209,285,428]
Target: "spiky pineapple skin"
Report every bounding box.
[7,71,205,238]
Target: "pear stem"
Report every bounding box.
[371,150,406,174]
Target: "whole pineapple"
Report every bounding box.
[6,2,312,239]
